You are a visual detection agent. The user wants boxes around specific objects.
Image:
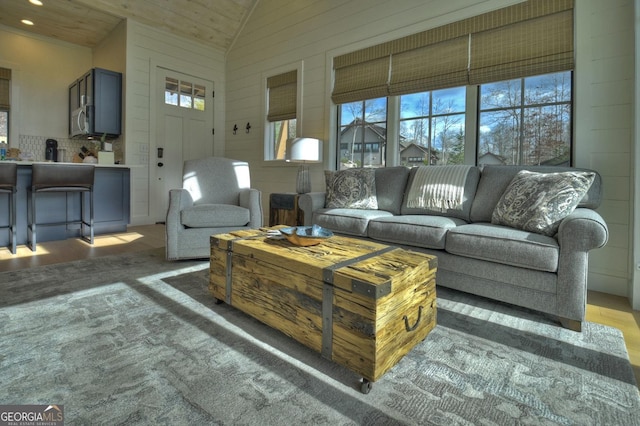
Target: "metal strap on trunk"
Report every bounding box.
[217,233,270,305]
[320,245,396,360]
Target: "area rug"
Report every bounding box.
[0,248,638,425]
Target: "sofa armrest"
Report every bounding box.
[166,189,194,227]
[555,208,608,324]
[298,192,327,226]
[557,208,608,251]
[239,188,263,228]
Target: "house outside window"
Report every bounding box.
[337,98,386,169]
[399,86,466,166]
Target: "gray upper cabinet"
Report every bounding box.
[69,68,122,139]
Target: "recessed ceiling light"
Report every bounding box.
[29,0,44,5]
[21,19,34,26]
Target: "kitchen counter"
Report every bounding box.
[5,160,132,168]
[0,163,131,249]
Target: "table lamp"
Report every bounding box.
[286,137,322,194]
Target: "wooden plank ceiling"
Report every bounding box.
[0,0,257,51]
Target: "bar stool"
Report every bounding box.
[28,163,95,252]
[0,162,18,254]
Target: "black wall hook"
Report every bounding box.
[233,124,238,135]
[246,122,251,133]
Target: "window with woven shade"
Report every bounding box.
[267,70,297,122]
[331,0,574,103]
[332,0,575,170]
[266,69,298,160]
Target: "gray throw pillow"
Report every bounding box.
[325,168,378,209]
[491,170,596,237]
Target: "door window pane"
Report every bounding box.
[193,84,206,111]
[165,77,178,106]
[180,81,193,108]
[164,77,206,111]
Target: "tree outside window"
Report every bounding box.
[399,87,466,166]
[478,71,572,166]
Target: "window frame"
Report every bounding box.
[334,71,573,169]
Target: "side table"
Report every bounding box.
[269,193,304,226]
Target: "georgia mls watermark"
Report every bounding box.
[0,405,64,426]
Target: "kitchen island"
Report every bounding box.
[0,161,130,249]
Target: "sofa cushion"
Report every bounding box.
[181,204,250,228]
[401,165,480,222]
[368,215,467,249]
[313,208,393,236]
[445,223,559,272]
[470,165,603,223]
[491,170,595,237]
[374,166,410,214]
[325,168,378,209]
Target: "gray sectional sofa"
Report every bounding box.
[298,165,609,331]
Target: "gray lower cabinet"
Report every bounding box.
[0,165,130,248]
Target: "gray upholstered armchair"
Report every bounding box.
[165,157,263,260]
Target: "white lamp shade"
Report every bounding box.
[286,137,322,162]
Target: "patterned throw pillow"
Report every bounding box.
[325,168,378,209]
[491,170,596,237]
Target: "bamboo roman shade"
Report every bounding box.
[388,35,469,96]
[0,67,11,110]
[468,5,573,84]
[267,70,297,122]
[332,54,391,105]
[331,0,574,104]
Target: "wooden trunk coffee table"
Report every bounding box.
[209,227,437,393]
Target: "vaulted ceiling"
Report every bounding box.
[0,0,258,52]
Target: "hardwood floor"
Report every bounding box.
[1,224,638,387]
[0,224,166,270]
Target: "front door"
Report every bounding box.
[151,67,214,223]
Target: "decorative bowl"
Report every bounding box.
[279,225,333,246]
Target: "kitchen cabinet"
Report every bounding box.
[69,68,122,138]
[0,164,130,247]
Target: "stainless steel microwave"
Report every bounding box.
[70,106,89,137]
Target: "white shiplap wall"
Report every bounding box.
[0,24,92,146]
[226,0,637,299]
[226,0,523,209]
[574,0,635,298]
[124,20,226,225]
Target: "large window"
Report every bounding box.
[336,71,572,168]
[478,71,572,166]
[332,0,573,169]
